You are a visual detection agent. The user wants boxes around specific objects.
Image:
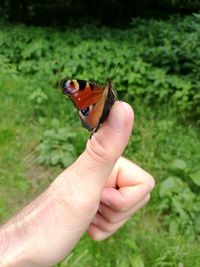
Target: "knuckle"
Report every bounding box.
[99,205,121,223]
[106,215,120,224]
[103,223,116,233]
[116,199,129,212]
[91,232,101,241]
[86,136,116,165]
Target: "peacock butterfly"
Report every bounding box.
[60,79,117,135]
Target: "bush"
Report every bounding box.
[160,0,200,10]
[1,15,200,122]
[36,119,77,167]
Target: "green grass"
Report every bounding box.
[1,16,200,266]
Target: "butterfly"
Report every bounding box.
[60,79,117,135]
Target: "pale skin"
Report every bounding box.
[0,102,155,266]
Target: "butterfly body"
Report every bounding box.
[60,79,117,134]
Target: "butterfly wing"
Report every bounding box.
[79,87,108,130]
[79,81,116,132]
[60,79,117,133]
[60,79,103,110]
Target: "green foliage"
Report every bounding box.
[125,100,200,241]
[160,0,200,10]
[36,119,77,167]
[129,15,200,122]
[1,15,200,123]
[1,15,200,266]
[158,161,200,240]
[29,88,48,115]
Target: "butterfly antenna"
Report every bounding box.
[103,59,109,81]
[109,62,120,81]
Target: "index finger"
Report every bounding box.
[100,157,155,211]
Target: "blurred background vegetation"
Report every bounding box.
[0,0,200,266]
[1,0,200,25]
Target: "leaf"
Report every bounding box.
[159,176,185,197]
[190,171,200,186]
[172,197,187,217]
[51,153,60,165]
[171,159,187,171]
[131,254,144,267]
[125,239,139,252]
[62,156,73,167]
[169,220,179,236]
[118,258,129,267]
[51,118,60,128]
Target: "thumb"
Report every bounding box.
[74,101,134,192]
[34,101,133,264]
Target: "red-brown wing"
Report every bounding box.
[61,79,104,110]
[70,87,103,110]
[61,79,116,132]
[81,86,108,130]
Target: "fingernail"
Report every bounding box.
[108,102,131,131]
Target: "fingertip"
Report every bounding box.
[146,174,155,191]
[106,101,134,132]
[120,102,134,122]
[87,224,110,241]
[86,101,134,165]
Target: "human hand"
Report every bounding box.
[88,156,154,240]
[0,101,154,267]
